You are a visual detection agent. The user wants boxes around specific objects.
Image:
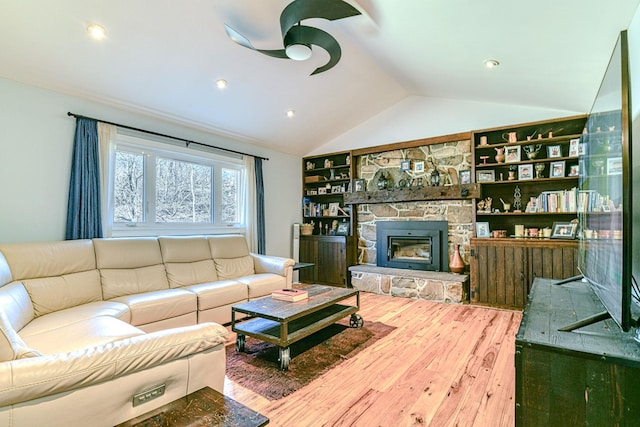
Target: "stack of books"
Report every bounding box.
[271,289,309,302]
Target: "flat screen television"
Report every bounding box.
[577,30,640,333]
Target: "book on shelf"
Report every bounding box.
[271,289,309,302]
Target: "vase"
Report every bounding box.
[495,147,505,163]
[450,244,465,274]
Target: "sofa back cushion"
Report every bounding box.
[159,236,218,288]
[93,238,169,299]
[23,271,103,317]
[0,241,103,317]
[207,235,254,280]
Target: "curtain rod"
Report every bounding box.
[67,112,269,161]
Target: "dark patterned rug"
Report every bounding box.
[225,320,395,400]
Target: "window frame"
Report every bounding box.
[109,133,246,237]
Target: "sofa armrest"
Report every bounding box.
[251,254,295,287]
[251,254,294,276]
[0,322,228,406]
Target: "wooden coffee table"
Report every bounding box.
[231,284,362,370]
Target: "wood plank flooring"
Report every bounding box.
[223,292,522,427]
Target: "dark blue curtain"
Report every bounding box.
[65,118,103,240]
[254,157,266,254]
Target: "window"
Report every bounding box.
[109,134,245,236]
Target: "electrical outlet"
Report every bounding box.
[132,384,166,407]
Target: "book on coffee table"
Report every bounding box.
[271,289,309,302]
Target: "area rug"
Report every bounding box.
[225,320,395,400]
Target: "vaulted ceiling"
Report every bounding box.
[2,0,639,156]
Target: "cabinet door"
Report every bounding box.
[299,237,318,283]
[528,245,579,286]
[471,242,527,308]
[317,237,347,285]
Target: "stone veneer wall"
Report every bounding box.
[356,139,473,267]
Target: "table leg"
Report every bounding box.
[278,347,290,371]
[236,334,245,352]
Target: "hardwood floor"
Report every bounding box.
[224,292,522,427]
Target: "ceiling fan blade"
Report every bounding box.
[285,25,341,75]
[280,0,361,37]
[225,24,288,59]
[256,49,289,59]
[224,24,255,50]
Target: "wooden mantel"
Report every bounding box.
[343,183,481,205]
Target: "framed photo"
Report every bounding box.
[459,169,471,184]
[414,161,425,173]
[550,222,577,239]
[518,164,534,180]
[550,160,565,178]
[578,143,586,156]
[569,164,579,176]
[547,145,562,158]
[476,170,495,183]
[476,222,490,238]
[328,202,339,216]
[354,179,365,192]
[568,138,580,157]
[336,222,350,236]
[331,185,342,193]
[318,187,327,195]
[607,157,622,175]
[400,160,411,171]
[505,145,521,163]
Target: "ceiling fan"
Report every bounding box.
[224,0,361,75]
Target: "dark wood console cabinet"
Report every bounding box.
[516,278,640,426]
[470,238,578,308]
[298,235,355,287]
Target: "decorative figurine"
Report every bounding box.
[513,186,522,212]
[523,144,542,159]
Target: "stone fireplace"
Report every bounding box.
[354,139,473,267]
[376,220,448,272]
[347,137,472,304]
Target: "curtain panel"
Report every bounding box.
[254,157,266,255]
[65,118,103,240]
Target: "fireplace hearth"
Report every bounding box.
[376,221,448,272]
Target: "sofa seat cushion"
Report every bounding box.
[238,274,287,299]
[18,301,131,336]
[184,280,248,310]
[21,316,144,355]
[110,289,196,327]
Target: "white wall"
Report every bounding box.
[310,95,582,155]
[0,78,301,257]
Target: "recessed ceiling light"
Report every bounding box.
[286,109,295,118]
[216,79,227,89]
[87,24,106,40]
[484,59,500,69]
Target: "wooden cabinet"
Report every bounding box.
[516,278,640,426]
[302,151,356,287]
[472,115,587,235]
[298,235,355,287]
[302,151,354,236]
[470,238,578,308]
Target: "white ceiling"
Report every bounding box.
[1,0,639,156]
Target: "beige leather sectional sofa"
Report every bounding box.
[0,234,294,426]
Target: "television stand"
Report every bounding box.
[515,278,640,425]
